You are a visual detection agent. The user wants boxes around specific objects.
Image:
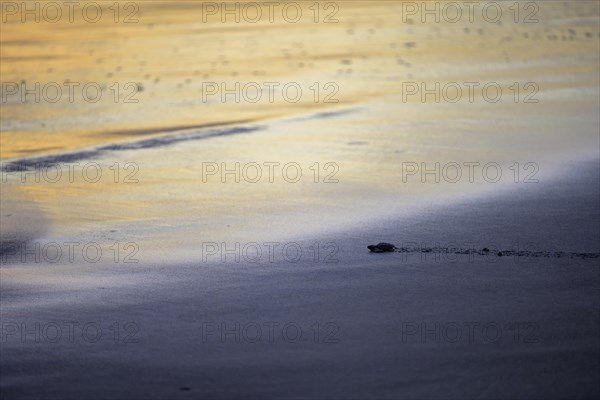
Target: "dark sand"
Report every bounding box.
[1,160,598,400]
[1,2,599,398]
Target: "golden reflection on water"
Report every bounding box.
[2,1,598,159]
[1,1,397,158]
[1,1,599,263]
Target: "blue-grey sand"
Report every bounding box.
[1,1,599,399]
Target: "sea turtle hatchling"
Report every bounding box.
[367,242,397,253]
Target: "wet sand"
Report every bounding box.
[1,1,599,159]
[1,1,600,399]
[1,159,598,400]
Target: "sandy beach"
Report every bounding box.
[1,1,599,399]
[1,158,598,399]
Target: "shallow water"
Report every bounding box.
[1,3,600,399]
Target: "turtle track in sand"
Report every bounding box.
[373,246,600,260]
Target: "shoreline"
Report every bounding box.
[1,1,599,398]
[2,156,598,400]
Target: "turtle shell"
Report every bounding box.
[368,242,396,252]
